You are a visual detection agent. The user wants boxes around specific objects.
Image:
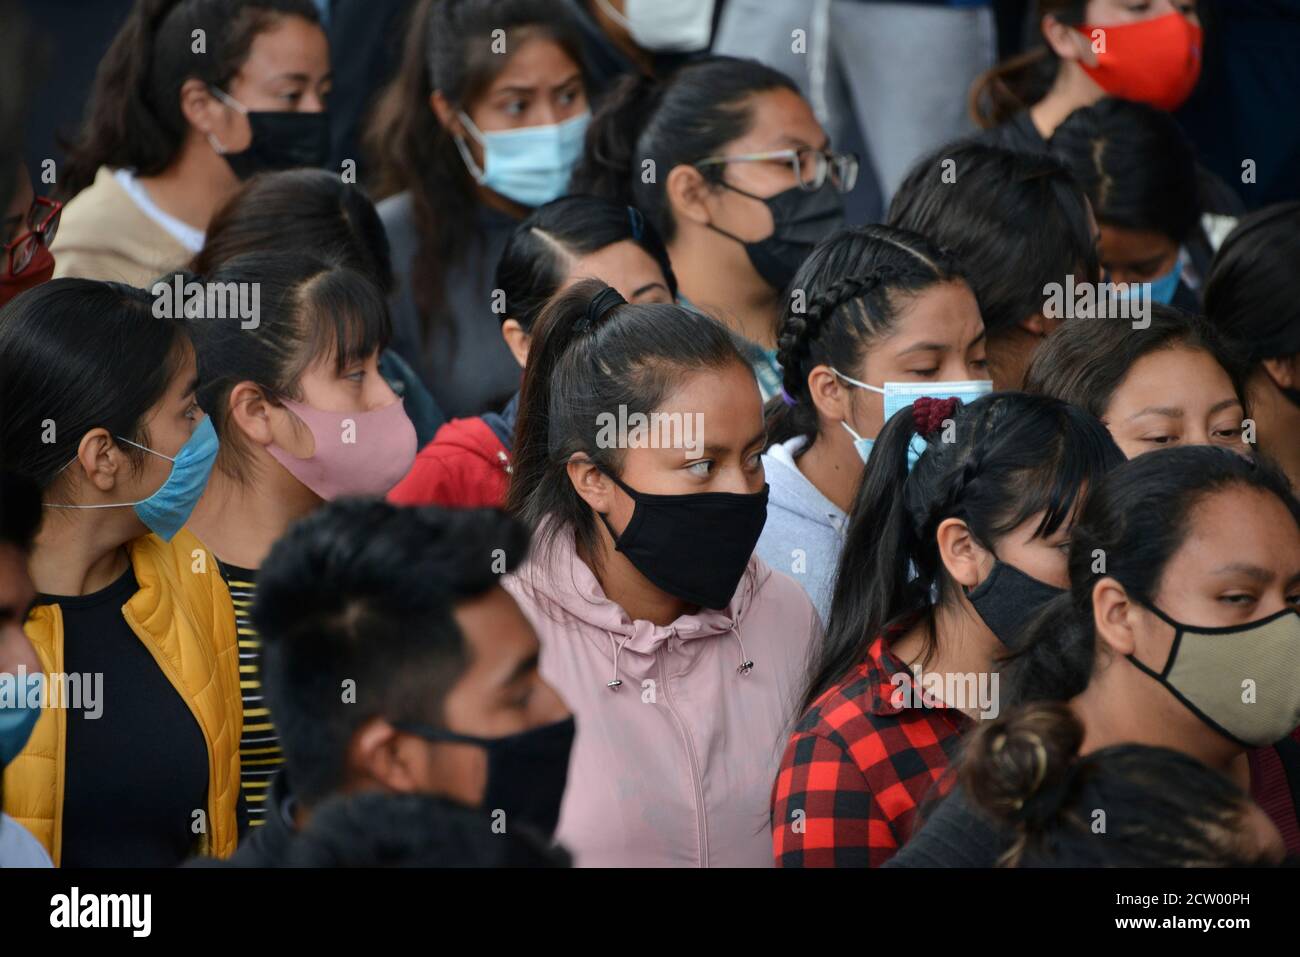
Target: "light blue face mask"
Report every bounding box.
[0,670,43,766]
[44,416,219,542]
[1117,253,1184,306]
[834,370,994,467]
[454,110,590,208]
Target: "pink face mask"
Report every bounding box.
[266,397,417,500]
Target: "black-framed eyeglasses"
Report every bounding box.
[4,196,62,277]
[696,147,859,193]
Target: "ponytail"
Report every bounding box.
[959,701,1084,866]
[967,1,1087,130]
[62,0,320,198]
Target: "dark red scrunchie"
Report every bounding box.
[912,396,959,437]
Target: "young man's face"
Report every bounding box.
[411,585,570,809]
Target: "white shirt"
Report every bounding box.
[113,168,206,254]
[0,812,52,867]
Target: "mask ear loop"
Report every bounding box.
[43,438,176,511]
[205,86,249,155]
[830,367,883,450]
[452,110,488,182]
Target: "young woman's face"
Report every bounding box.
[841,280,988,440]
[1100,345,1247,458]
[562,241,674,305]
[214,15,332,152]
[980,506,1077,590]
[608,358,766,520]
[1082,0,1199,27]
[1127,483,1300,704]
[269,347,399,459]
[1098,225,1180,286]
[459,36,586,160]
[121,342,205,501]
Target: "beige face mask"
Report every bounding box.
[1128,601,1300,748]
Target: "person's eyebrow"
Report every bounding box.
[630,282,669,299]
[549,72,583,90]
[964,331,988,350]
[182,375,200,398]
[775,133,828,151]
[504,652,539,685]
[494,83,541,96]
[1209,397,1243,415]
[1213,562,1273,583]
[896,341,949,356]
[268,72,322,85]
[1285,569,1300,591]
[701,427,767,458]
[1128,406,1183,420]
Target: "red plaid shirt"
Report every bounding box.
[771,632,972,867]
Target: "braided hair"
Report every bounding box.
[799,391,1124,715]
[767,224,969,450]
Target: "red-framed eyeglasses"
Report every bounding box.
[3,196,63,277]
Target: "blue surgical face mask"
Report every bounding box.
[0,670,42,766]
[454,110,590,208]
[1117,253,1184,306]
[44,416,219,542]
[833,370,995,467]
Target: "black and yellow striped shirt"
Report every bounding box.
[218,561,283,827]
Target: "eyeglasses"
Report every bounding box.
[4,196,63,277]
[696,147,859,193]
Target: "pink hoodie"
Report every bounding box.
[502,525,821,867]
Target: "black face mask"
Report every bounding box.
[393,716,575,840]
[708,181,845,293]
[218,110,331,180]
[966,559,1065,651]
[599,470,769,610]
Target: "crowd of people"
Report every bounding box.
[0,0,1298,871]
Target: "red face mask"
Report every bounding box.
[1075,12,1203,111]
[0,243,55,308]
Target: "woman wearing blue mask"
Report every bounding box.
[0,279,242,867]
[757,225,990,623]
[1048,97,1208,312]
[367,0,592,419]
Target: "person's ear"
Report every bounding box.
[348,717,423,793]
[1260,355,1298,393]
[806,364,855,428]
[72,428,124,494]
[1091,577,1140,657]
[179,77,224,137]
[1041,15,1096,66]
[430,90,462,135]
[566,454,615,515]
[665,163,717,228]
[227,382,276,448]
[1020,311,1054,339]
[936,517,989,589]
[501,319,531,368]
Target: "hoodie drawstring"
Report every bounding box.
[731,625,754,677]
[606,632,633,690]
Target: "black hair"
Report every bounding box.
[769,224,970,448]
[186,251,391,480]
[506,279,751,572]
[803,391,1124,714]
[572,56,801,243]
[1048,98,1201,245]
[366,0,588,334]
[1024,304,1251,421]
[960,701,1270,867]
[193,168,395,295]
[286,790,569,867]
[1204,202,1300,363]
[968,1,1089,129]
[0,0,33,213]
[887,141,1098,350]
[495,195,677,335]
[1006,446,1300,706]
[61,0,322,198]
[253,500,531,807]
[0,278,190,495]
[0,472,41,552]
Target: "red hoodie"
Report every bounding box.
[388,416,511,509]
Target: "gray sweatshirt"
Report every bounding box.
[378,192,522,419]
[754,436,848,626]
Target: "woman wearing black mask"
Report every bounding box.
[772,392,1123,867]
[575,57,856,402]
[1204,202,1300,490]
[503,280,821,867]
[889,447,1300,866]
[55,0,330,286]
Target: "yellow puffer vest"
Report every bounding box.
[1,529,242,865]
